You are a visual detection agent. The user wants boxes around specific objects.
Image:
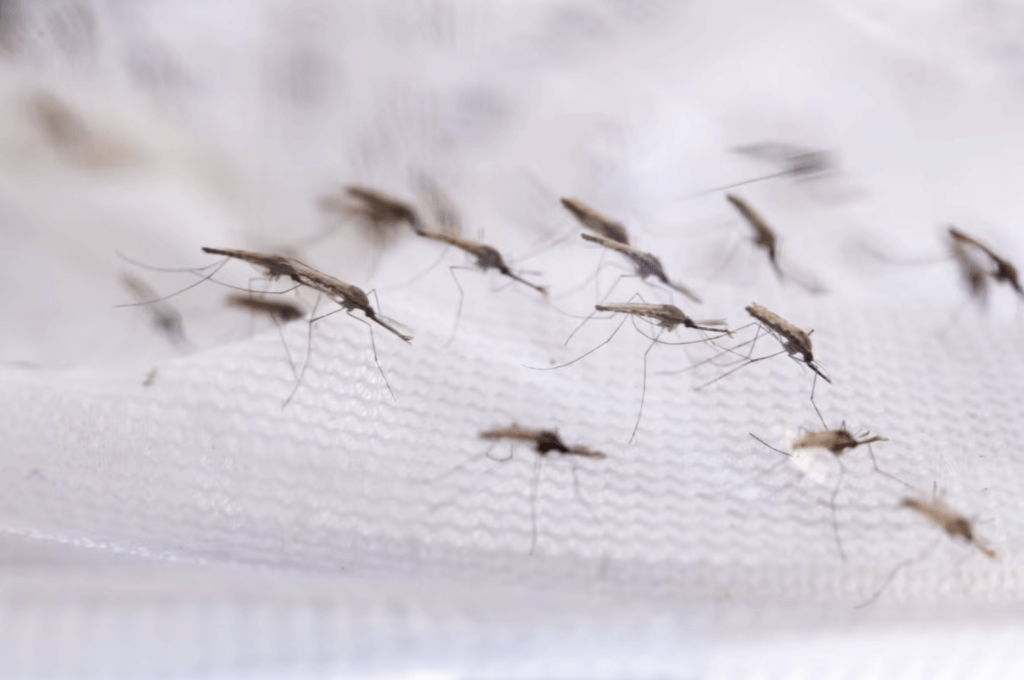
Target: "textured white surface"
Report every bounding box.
[2,0,1024,677]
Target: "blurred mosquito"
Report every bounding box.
[120,272,190,349]
[706,194,825,292]
[948,226,1023,305]
[226,293,305,323]
[529,297,729,442]
[580,232,701,303]
[686,142,834,197]
[478,424,607,555]
[319,184,425,238]
[858,488,996,608]
[750,419,908,560]
[226,293,306,378]
[560,198,631,245]
[865,225,1021,308]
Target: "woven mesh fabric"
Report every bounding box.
[2,0,1024,677]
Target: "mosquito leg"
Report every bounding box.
[529,454,544,556]
[444,265,474,347]
[867,444,912,488]
[525,316,628,371]
[811,374,827,429]
[270,309,299,380]
[347,311,397,401]
[386,242,452,291]
[855,539,940,609]
[282,293,325,408]
[692,348,788,391]
[703,231,743,284]
[629,329,663,444]
[830,460,848,561]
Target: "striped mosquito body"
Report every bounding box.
[792,428,886,456]
[560,198,631,245]
[480,425,607,460]
[595,302,725,334]
[580,232,701,303]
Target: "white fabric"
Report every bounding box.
[2,0,1024,677]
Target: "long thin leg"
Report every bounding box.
[855,540,940,609]
[629,329,663,444]
[811,374,827,429]
[386,242,452,291]
[445,265,474,347]
[866,444,912,488]
[702,231,743,284]
[351,312,396,401]
[652,322,761,377]
[830,460,847,561]
[529,454,544,556]
[282,294,324,408]
[525,316,628,371]
[693,348,788,391]
[270,310,299,380]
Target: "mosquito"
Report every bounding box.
[580,232,701,303]
[529,298,728,442]
[225,293,306,323]
[560,198,631,245]
[750,421,906,560]
[948,226,1023,304]
[858,490,996,608]
[725,193,782,278]
[901,494,996,559]
[194,248,412,404]
[200,247,412,343]
[120,272,189,349]
[685,142,833,196]
[695,302,831,393]
[479,424,606,555]
[320,184,425,236]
